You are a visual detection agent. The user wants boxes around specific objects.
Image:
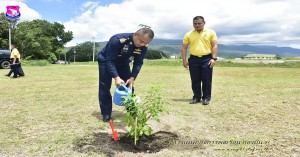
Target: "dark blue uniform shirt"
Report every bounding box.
[98,33,147,79]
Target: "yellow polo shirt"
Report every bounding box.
[10,48,21,60]
[183,28,217,57]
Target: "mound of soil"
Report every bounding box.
[73,131,179,156]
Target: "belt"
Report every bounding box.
[190,54,211,58]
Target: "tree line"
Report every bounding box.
[65,43,169,62]
[0,13,73,62]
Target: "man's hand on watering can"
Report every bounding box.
[114,76,125,86]
[125,77,135,89]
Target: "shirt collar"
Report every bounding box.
[193,28,206,33]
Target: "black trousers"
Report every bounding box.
[7,59,24,78]
[188,54,213,101]
[98,61,132,116]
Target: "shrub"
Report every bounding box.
[22,60,49,66]
[122,86,167,145]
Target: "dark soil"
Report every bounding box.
[73,131,184,156]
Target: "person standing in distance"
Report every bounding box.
[181,16,218,105]
[5,44,25,78]
[97,27,154,122]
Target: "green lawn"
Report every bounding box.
[0,61,299,156]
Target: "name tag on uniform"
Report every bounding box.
[133,48,142,54]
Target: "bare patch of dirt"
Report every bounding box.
[73,131,177,156]
[73,131,206,156]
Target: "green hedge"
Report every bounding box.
[21,60,50,66]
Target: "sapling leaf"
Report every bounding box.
[122,85,167,143]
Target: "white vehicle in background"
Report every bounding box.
[55,60,66,64]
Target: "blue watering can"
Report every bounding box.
[113,84,132,106]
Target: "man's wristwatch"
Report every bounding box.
[212,57,217,61]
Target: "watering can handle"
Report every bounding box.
[118,84,129,92]
[120,84,126,88]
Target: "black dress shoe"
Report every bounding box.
[189,98,200,104]
[102,115,112,122]
[202,99,210,105]
[5,74,10,77]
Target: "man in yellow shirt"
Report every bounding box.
[181,16,218,105]
[5,44,24,78]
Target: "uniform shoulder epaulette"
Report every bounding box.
[119,38,129,44]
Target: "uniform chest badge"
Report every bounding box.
[119,38,128,43]
[119,44,129,57]
[133,48,142,54]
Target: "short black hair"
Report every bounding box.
[137,28,154,39]
[193,16,205,22]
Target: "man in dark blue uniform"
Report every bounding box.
[97,27,154,122]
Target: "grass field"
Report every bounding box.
[0,60,299,157]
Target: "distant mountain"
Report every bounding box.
[149,39,300,57]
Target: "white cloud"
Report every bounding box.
[81,1,99,11]
[3,0,300,48]
[62,0,300,48]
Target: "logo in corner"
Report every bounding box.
[6,6,21,20]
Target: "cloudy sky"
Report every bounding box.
[1,0,300,48]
